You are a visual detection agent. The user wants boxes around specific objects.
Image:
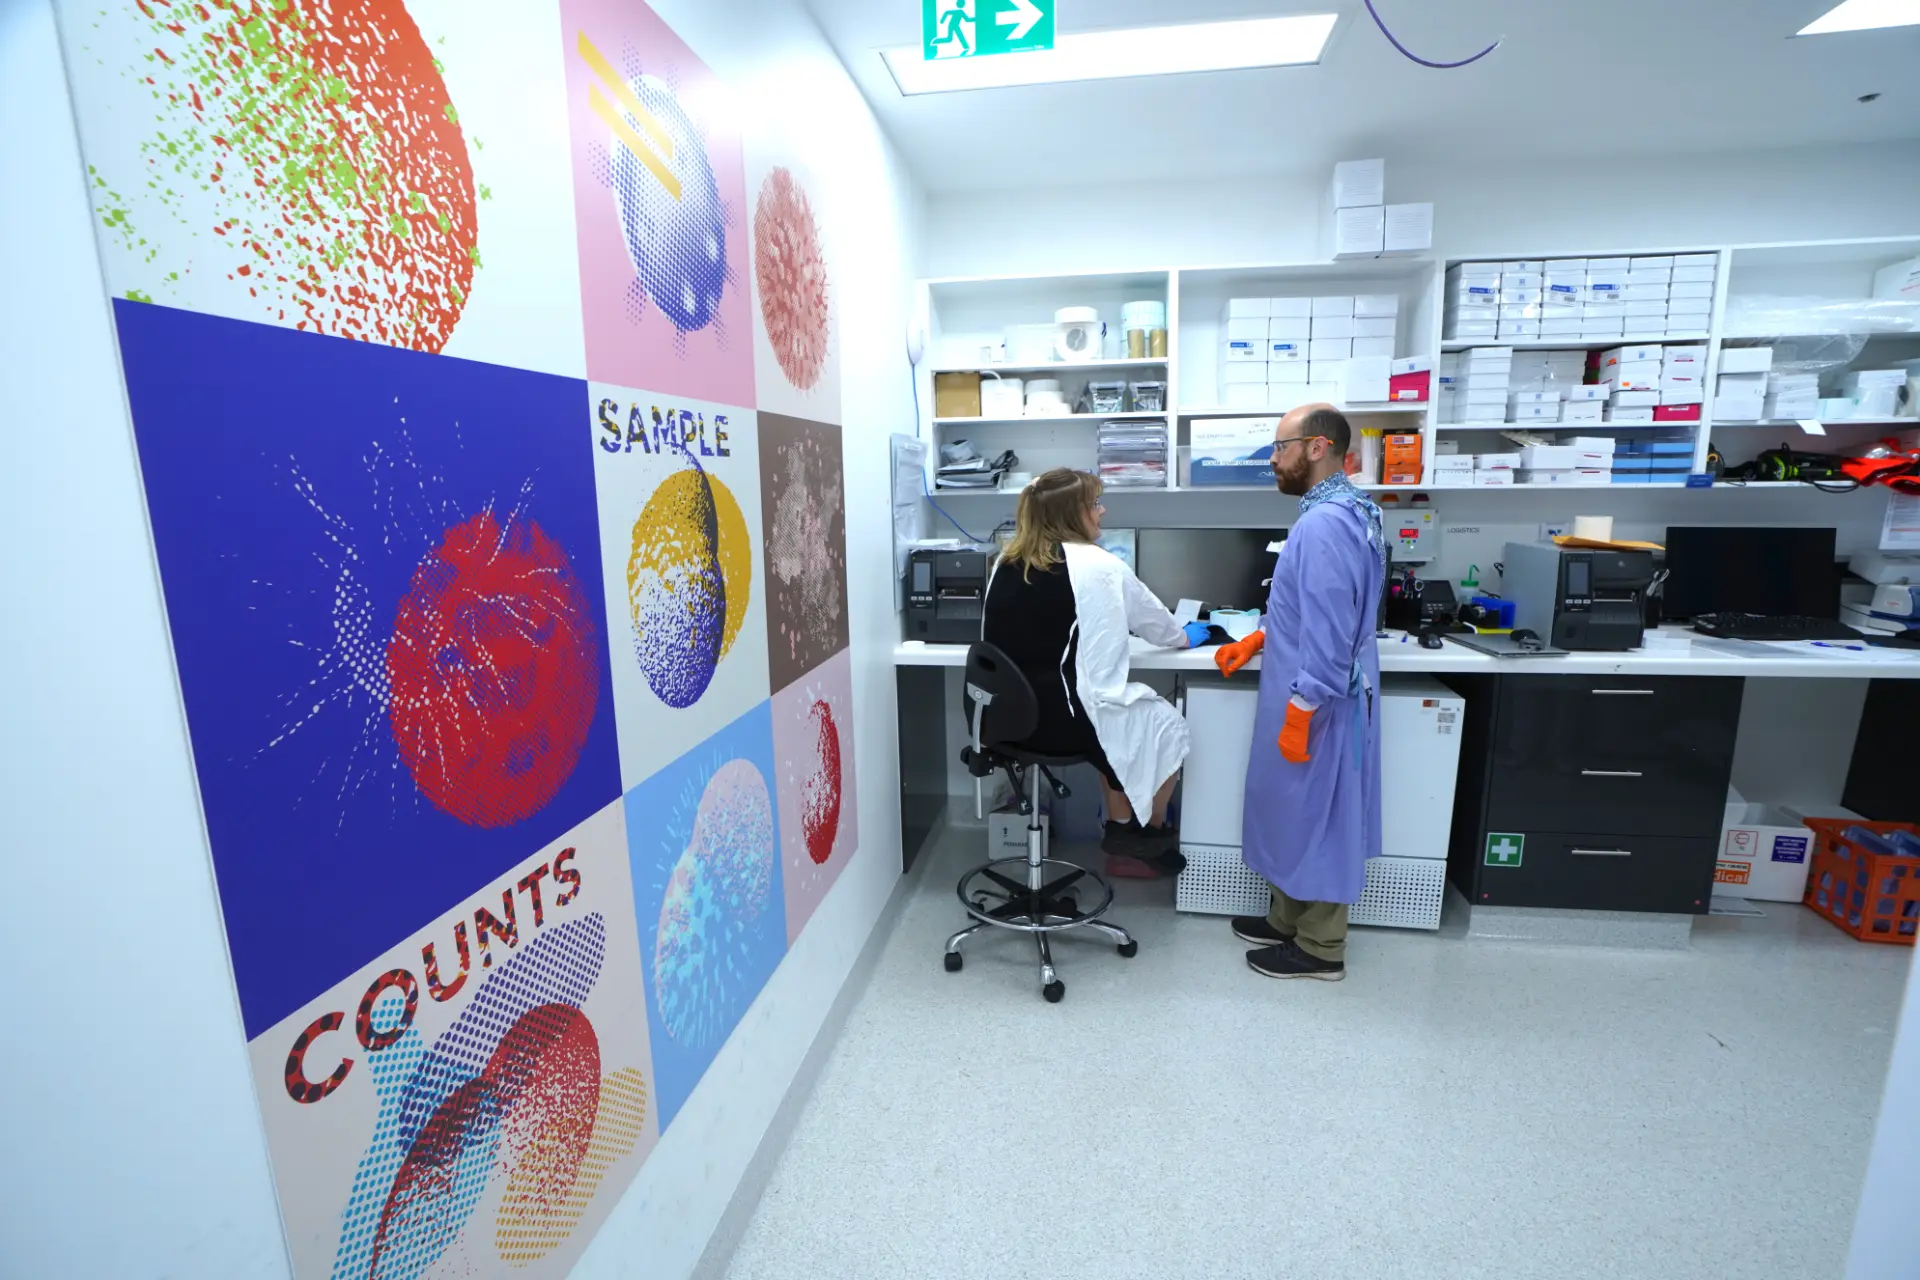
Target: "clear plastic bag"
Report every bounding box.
[1721,295,1920,341]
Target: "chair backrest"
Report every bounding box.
[960,642,1039,750]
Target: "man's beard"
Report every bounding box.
[1276,456,1313,497]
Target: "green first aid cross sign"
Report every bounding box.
[923,0,1055,60]
[1485,833,1525,868]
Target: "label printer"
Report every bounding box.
[904,549,989,643]
[1504,540,1656,651]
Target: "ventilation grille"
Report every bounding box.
[1177,845,1444,931]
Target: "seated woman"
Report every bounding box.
[982,468,1207,877]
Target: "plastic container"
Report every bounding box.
[1804,818,1920,944]
[1006,324,1055,364]
[1085,381,1128,414]
[978,375,1023,418]
[1129,380,1168,412]
[1054,307,1102,362]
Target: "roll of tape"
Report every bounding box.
[1573,515,1614,542]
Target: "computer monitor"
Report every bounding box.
[1136,528,1284,613]
[1662,526,1840,620]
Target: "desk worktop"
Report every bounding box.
[894,629,1920,680]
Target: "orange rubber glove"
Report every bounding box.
[1213,629,1265,678]
[1278,700,1314,764]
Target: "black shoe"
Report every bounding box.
[1101,819,1164,857]
[1246,940,1345,982]
[1232,916,1292,946]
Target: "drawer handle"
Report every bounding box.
[1580,769,1644,778]
[1571,848,1634,858]
[1591,689,1655,696]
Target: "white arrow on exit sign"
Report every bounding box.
[998,0,1044,40]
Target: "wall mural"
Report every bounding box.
[54,0,852,1274]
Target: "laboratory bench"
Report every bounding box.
[893,630,1920,933]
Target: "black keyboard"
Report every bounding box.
[1690,612,1862,642]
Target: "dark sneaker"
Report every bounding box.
[1103,848,1188,880]
[1101,819,1166,857]
[1232,916,1291,946]
[1246,940,1345,982]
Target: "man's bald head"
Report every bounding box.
[1276,403,1352,459]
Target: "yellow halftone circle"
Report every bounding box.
[494,1067,651,1263]
[627,467,751,663]
[709,474,750,658]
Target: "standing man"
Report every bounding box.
[1212,405,1385,981]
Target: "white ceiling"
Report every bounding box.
[804,0,1920,194]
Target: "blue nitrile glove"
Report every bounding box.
[1182,621,1212,649]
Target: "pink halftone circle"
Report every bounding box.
[753,167,830,391]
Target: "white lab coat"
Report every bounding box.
[1060,541,1192,820]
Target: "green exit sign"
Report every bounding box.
[923,0,1055,60]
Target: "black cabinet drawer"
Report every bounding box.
[1487,676,1742,837]
[1473,830,1717,914]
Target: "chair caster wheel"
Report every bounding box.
[944,952,963,973]
[1043,980,1065,1003]
[1117,940,1139,959]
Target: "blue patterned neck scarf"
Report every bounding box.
[1299,471,1386,566]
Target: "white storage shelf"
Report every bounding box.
[915,237,1920,501]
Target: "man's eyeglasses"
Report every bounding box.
[1269,434,1324,470]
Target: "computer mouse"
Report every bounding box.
[1419,629,1445,650]
[1511,628,1545,652]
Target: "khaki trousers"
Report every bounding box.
[1265,885,1349,963]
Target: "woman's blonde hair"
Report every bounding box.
[999,468,1103,579]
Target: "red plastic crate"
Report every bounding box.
[1803,818,1920,944]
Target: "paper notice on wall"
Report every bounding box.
[1883,492,1920,552]
[893,434,928,607]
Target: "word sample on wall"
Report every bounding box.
[53,0,851,1274]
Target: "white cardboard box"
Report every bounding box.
[1268,340,1306,362]
[1332,157,1386,207]
[1601,344,1664,368]
[1385,202,1434,254]
[1451,321,1498,338]
[1566,385,1609,402]
[1271,296,1315,318]
[1717,803,1816,903]
[1719,347,1775,374]
[1559,401,1605,423]
[1309,360,1346,386]
[1711,393,1764,421]
[1225,298,1273,319]
[1670,266,1717,284]
[1342,356,1392,402]
[1354,294,1401,318]
[1352,335,1396,359]
[1333,205,1386,258]
[1225,318,1269,343]
[1392,356,1433,376]
[1268,321,1312,343]
[1669,281,1715,300]
[1310,337,1353,361]
[1311,315,1358,341]
[1313,295,1357,317]
[1354,316,1397,339]
[1223,339,1267,362]
[1270,361,1311,384]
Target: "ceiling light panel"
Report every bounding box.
[1797,0,1920,35]
[882,13,1340,96]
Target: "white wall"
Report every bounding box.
[923,139,1920,278]
[0,1,922,1277]
[0,0,291,1274]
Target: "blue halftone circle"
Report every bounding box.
[609,73,728,334]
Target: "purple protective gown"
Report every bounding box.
[1240,500,1384,904]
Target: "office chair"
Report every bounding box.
[945,642,1137,1003]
